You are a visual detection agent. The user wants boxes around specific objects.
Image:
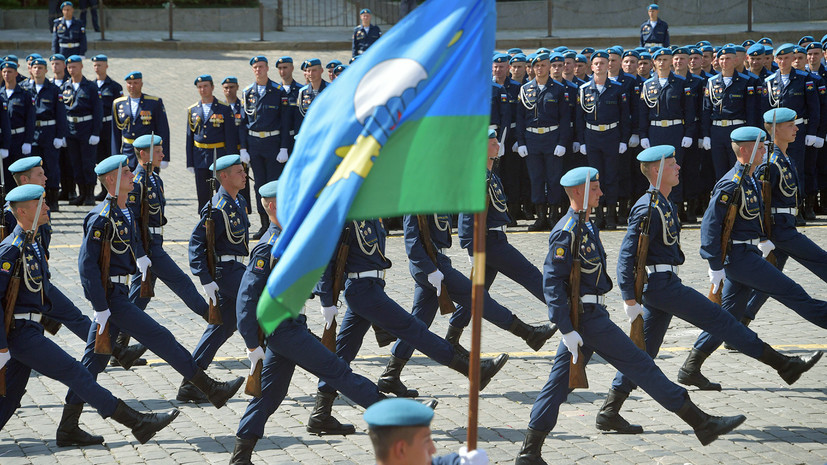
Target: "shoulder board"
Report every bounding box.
[769,152,779,163]
[243,83,254,92]
[11,235,23,247]
[765,72,777,82]
[143,95,159,101]
[299,84,311,93]
[216,198,228,210]
[563,217,576,232]
[113,96,127,103]
[731,171,742,183]
[187,103,198,110]
[267,233,278,246]
[134,171,145,183]
[492,82,504,90]
[100,202,111,218]
[795,69,809,77]
[673,73,686,81]
[579,81,591,90]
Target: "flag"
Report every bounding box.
[256,0,496,334]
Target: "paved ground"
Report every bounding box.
[1,50,827,464]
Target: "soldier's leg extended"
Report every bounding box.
[0,358,32,429]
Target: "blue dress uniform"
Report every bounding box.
[608,52,640,212]
[495,71,528,216]
[91,59,123,162]
[276,57,301,153]
[22,74,68,204]
[352,15,381,57]
[0,69,36,180]
[639,20,669,48]
[0,93,10,155]
[296,77,328,129]
[112,73,171,169]
[802,63,827,210]
[60,68,101,196]
[51,16,86,57]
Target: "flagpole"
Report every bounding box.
[467,208,487,450]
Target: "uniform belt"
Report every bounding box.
[526,125,559,134]
[732,238,760,246]
[149,226,163,235]
[586,122,618,132]
[59,42,80,48]
[794,118,807,125]
[67,115,93,123]
[581,294,605,305]
[644,42,663,48]
[219,254,247,264]
[14,312,42,323]
[489,225,506,233]
[712,119,745,127]
[646,264,679,275]
[347,270,386,280]
[194,141,226,149]
[248,130,280,138]
[102,115,113,123]
[771,207,798,215]
[10,127,25,135]
[650,119,683,127]
[123,137,135,144]
[111,275,129,284]
[35,119,56,127]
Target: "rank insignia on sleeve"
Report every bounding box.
[720,193,729,204]
[1,262,10,272]
[93,230,102,239]
[254,259,265,272]
[552,246,567,262]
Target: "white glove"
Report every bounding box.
[805,135,817,147]
[758,240,775,258]
[203,281,220,306]
[815,137,825,149]
[246,346,265,376]
[708,268,726,294]
[561,331,584,364]
[0,149,8,159]
[21,143,31,155]
[623,302,645,323]
[553,145,565,157]
[160,161,169,169]
[239,148,251,163]
[628,134,640,148]
[136,255,151,281]
[60,137,67,148]
[572,141,581,152]
[681,136,693,148]
[53,138,62,149]
[459,446,489,465]
[187,166,195,175]
[702,136,711,151]
[320,305,338,329]
[93,309,111,334]
[640,138,651,149]
[511,141,519,152]
[517,145,528,158]
[88,135,100,145]
[0,350,10,370]
[618,142,627,154]
[277,148,289,163]
[427,269,444,296]
[579,144,587,155]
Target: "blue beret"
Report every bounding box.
[733,45,747,53]
[250,55,268,65]
[553,46,568,53]
[580,47,595,55]
[639,52,652,60]
[301,58,322,70]
[560,167,599,187]
[30,58,47,67]
[575,54,588,63]
[742,39,756,48]
[696,40,711,47]
[637,145,675,163]
[548,52,564,64]
[535,47,551,55]
[608,46,623,56]
[806,42,823,52]
[194,74,212,85]
[7,184,45,203]
[673,47,690,55]
[591,50,609,61]
[60,1,73,8]
[562,50,577,60]
[798,36,815,46]
[90,54,108,62]
[648,3,658,9]
[25,53,41,62]
[333,64,347,74]
[492,53,510,63]
[133,134,163,149]
[210,154,242,172]
[763,107,796,124]
[688,47,702,56]
[125,71,142,80]
[652,48,672,59]
[509,54,527,64]
[364,398,433,428]
[0,61,18,70]
[360,8,371,14]
[95,155,129,175]
[525,53,537,63]
[822,34,827,44]
[258,180,278,198]
[747,44,764,56]
[2,54,17,63]
[763,45,773,55]
[700,45,714,53]
[349,55,359,64]
[221,76,238,85]
[326,59,342,69]
[50,54,66,62]
[488,128,497,139]
[758,37,773,46]
[730,126,766,143]
[507,48,523,55]
[775,43,795,56]
[623,50,640,59]
[531,53,550,65]
[275,56,293,65]
[793,45,806,54]
[65,55,82,64]
[8,156,43,174]
[717,46,736,57]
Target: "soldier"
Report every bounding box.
[112,71,171,170]
[275,57,300,154]
[510,53,529,85]
[514,167,746,465]
[221,76,252,214]
[60,155,243,446]
[353,8,382,57]
[515,53,571,231]
[596,145,821,435]
[640,4,669,48]
[492,53,522,224]
[50,53,69,86]
[297,58,329,127]
[679,126,827,391]
[1,61,36,183]
[680,46,710,222]
[183,154,249,404]
[575,53,591,81]
[2,56,26,85]
[637,51,653,79]
[576,50,630,230]
[326,59,342,81]
[792,45,827,220]
[61,55,101,206]
[52,1,87,58]
[0,184,179,443]
[747,44,769,79]
[240,56,290,240]
[607,46,640,225]
[806,42,827,212]
[186,75,240,210]
[332,64,347,80]
[90,54,122,201]
[0,82,9,160]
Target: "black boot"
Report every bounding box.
[111,341,148,370]
[306,390,356,435]
[617,198,629,225]
[595,389,643,434]
[47,188,61,212]
[448,351,509,391]
[796,209,806,226]
[515,427,549,465]
[685,199,698,223]
[818,189,827,215]
[373,324,396,347]
[230,435,258,464]
[593,206,605,229]
[69,184,86,206]
[675,397,746,446]
[176,378,210,404]
[528,204,548,231]
[59,180,75,201]
[805,194,817,220]
[605,205,618,230]
[110,399,179,444]
[677,349,722,391]
[507,202,520,226]
[55,403,104,447]
[83,184,96,205]
[508,316,557,351]
[759,344,823,385]
[445,324,469,358]
[252,211,269,240]
[186,369,245,409]
[522,202,534,220]
[378,355,419,398]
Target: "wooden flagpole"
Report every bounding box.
[467,207,487,450]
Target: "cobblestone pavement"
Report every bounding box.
[1,50,827,464]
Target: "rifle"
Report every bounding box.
[708,133,763,304]
[321,226,351,352]
[95,160,123,355]
[139,132,156,298]
[1,194,45,394]
[630,153,668,349]
[761,114,777,267]
[0,156,6,242]
[205,148,222,325]
[416,215,456,315]
[244,328,265,397]
[568,170,590,389]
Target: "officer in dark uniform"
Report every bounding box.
[680,126,827,391]
[112,71,171,170]
[90,54,122,200]
[806,42,827,211]
[297,58,329,128]
[60,155,243,446]
[183,154,249,403]
[1,61,36,183]
[596,145,820,435]
[576,50,630,230]
[493,53,526,223]
[275,57,301,154]
[640,4,669,48]
[186,75,240,210]
[514,167,746,465]
[1,56,27,84]
[0,184,179,442]
[50,53,69,86]
[353,8,382,57]
[221,76,252,215]
[61,55,101,206]
[52,2,87,58]
[326,59,343,81]
[562,50,588,174]
[673,46,706,222]
[607,47,640,224]
[792,45,827,219]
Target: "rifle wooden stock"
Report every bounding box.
[630,231,650,350]
[245,329,265,397]
[568,211,588,389]
[0,225,6,243]
[95,224,113,355]
[205,216,222,325]
[322,231,350,353]
[761,177,777,266]
[708,203,738,305]
[139,170,154,298]
[321,317,337,352]
[416,215,455,315]
[0,271,19,398]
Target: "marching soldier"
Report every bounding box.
[514,167,746,465]
[61,55,101,206]
[52,1,87,58]
[1,61,36,183]
[640,4,669,48]
[221,76,252,215]
[90,54,123,200]
[112,71,171,170]
[352,8,382,57]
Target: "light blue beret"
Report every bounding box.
[360,8,371,14]
[210,154,242,171]
[493,53,510,63]
[591,50,609,61]
[66,55,82,64]
[249,55,267,65]
[696,40,711,47]
[507,48,523,55]
[531,53,550,65]
[758,37,773,46]
[549,52,564,64]
[648,3,658,10]
[301,58,322,70]
[258,180,278,198]
[364,398,433,428]
[276,56,293,65]
[742,39,756,48]
[133,134,163,149]
[60,1,73,8]
[763,107,796,124]
[194,74,212,85]
[0,61,18,70]
[730,126,767,142]
[747,44,765,56]
[560,167,599,187]
[222,76,238,85]
[90,54,108,62]
[25,53,42,62]
[673,46,690,55]
[95,155,129,175]
[488,128,497,139]
[581,47,595,55]
[575,54,588,63]
[774,43,795,56]
[509,54,527,64]
[653,48,672,59]
[9,157,43,174]
[326,59,342,69]
[637,145,675,162]
[798,36,815,46]
[806,42,823,52]
[536,47,551,55]
[125,71,142,80]
[7,184,45,203]
[50,54,66,62]
[30,58,47,67]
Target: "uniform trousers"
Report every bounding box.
[525,131,564,205]
[32,133,61,189]
[584,127,621,206]
[248,137,283,224]
[710,124,742,180]
[190,260,245,370]
[66,136,96,185]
